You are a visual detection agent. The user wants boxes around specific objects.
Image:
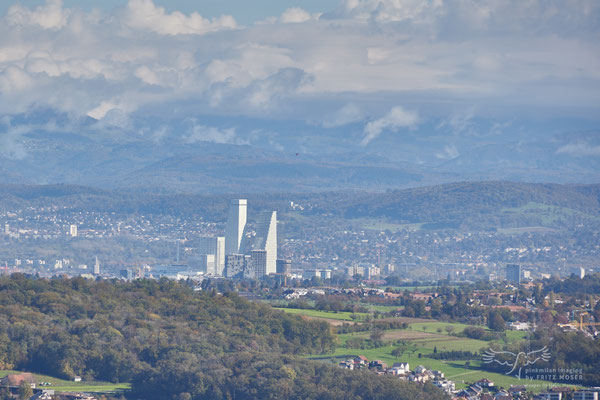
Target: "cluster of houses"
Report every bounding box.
[0,373,100,400]
[449,380,599,400]
[337,357,455,395]
[336,359,600,400]
[454,379,517,399]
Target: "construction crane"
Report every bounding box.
[559,311,600,331]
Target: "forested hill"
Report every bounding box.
[0,181,598,230]
[0,276,447,400]
[327,181,600,223]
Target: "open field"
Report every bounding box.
[379,316,432,324]
[0,370,130,393]
[500,202,600,231]
[277,307,369,321]
[383,286,440,292]
[498,226,558,234]
[408,321,474,335]
[353,303,404,313]
[353,218,424,232]
[266,300,401,314]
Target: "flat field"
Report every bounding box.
[277,307,369,322]
[0,370,130,393]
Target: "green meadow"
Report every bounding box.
[277,307,370,321]
[0,370,130,393]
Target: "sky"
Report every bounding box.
[0,0,599,158]
[0,0,341,25]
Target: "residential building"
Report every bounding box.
[346,265,365,277]
[224,254,247,278]
[199,254,215,275]
[367,265,381,279]
[573,392,599,400]
[432,379,455,394]
[537,393,562,400]
[506,264,521,284]
[198,236,225,275]
[249,250,267,278]
[276,259,292,276]
[389,362,410,375]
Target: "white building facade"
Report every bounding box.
[225,199,247,256]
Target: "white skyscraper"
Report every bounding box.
[198,236,225,275]
[93,256,100,275]
[225,199,247,255]
[253,211,277,275]
[69,224,78,237]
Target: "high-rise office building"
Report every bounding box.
[574,267,586,279]
[225,254,248,278]
[506,264,521,284]
[252,211,277,275]
[249,250,267,278]
[276,259,291,276]
[198,236,225,275]
[4,223,9,235]
[225,199,247,256]
[69,224,78,237]
[93,256,100,275]
[199,254,216,275]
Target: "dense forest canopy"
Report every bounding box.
[0,275,447,400]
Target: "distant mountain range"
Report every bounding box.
[0,113,598,193]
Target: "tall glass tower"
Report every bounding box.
[253,211,277,275]
[225,199,247,256]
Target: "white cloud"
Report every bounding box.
[205,43,295,88]
[557,142,600,157]
[436,144,460,159]
[0,66,34,93]
[123,0,237,35]
[322,104,364,128]
[0,0,597,142]
[243,68,312,110]
[329,0,442,23]
[184,124,241,145]
[87,101,119,120]
[437,108,477,135]
[7,0,70,30]
[0,119,66,160]
[280,7,318,23]
[362,106,418,145]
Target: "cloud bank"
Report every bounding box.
[0,0,598,147]
[362,106,418,145]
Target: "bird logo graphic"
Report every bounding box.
[482,346,551,378]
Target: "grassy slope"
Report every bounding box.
[277,307,370,321]
[0,370,130,393]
